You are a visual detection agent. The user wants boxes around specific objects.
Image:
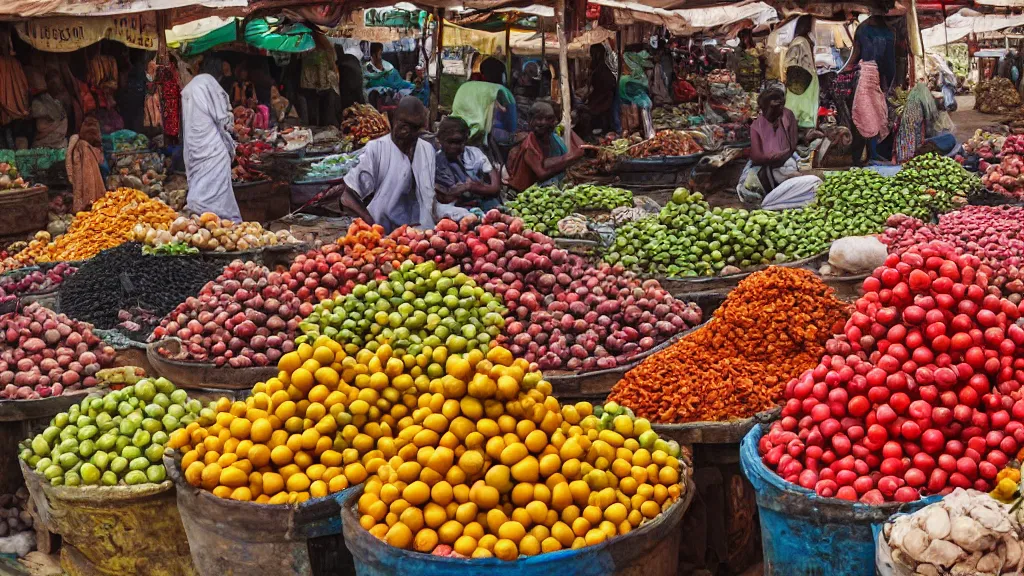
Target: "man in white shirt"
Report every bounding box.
[334,96,436,232]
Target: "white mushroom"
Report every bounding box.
[904,527,933,563]
[920,539,964,568]
[951,516,998,553]
[923,506,952,541]
[1001,535,1021,569]
[915,564,939,576]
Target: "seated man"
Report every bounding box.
[737,86,820,210]
[505,102,583,192]
[333,96,436,232]
[434,116,501,216]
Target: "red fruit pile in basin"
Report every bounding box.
[151,261,308,367]
[759,242,1024,503]
[150,221,422,366]
[405,211,702,371]
[980,146,1024,200]
[0,303,115,399]
[881,209,1024,301]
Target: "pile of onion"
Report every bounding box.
[0,303,115,399]
[405,211,701,371]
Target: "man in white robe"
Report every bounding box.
[182,59,241,222]
[335,96,437,232]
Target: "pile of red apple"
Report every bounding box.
[881,209,1024,301]
[759,241,1024,503]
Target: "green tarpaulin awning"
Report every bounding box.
[178,16,314,56]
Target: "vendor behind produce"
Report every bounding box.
[331,96,435,232]
[30,71,68,149]
[434,116,501,215]
[181,58,241,222]
[505,101,584,192]
[737,86,821,209]
[450,57,517,146]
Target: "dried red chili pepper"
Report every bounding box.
[608,267,849,423]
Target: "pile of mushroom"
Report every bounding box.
[878,489,1022,575]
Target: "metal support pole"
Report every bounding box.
[432,8,444,122]
[505,19,513,87]
[556,0,572,139]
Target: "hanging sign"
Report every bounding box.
[15,14,158,53]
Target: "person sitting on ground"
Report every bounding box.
[737,86,821,209]
[505,101,584,192]
[330,96,436,232]
[434,116,501,217]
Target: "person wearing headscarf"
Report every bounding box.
[737,86,820,209]
[783,15,819,129]
[30,70,68,149]
[66,115,106,213]
[434,116,501,213]
[505,101,584,192]
[181,58,241,222]
[451,56,517,146]
[894,82,957,163]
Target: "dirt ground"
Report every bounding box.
[950,94,1006,143]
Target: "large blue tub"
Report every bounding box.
[740,425,937,576]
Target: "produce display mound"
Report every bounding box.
[0,262,76,307]
[296,260,507,357]
[400,212,703,372]
[165,336,690,562]
[19,376,202,487]
[608,267,850,425]
[39,188,178,263]
[881,207,1024,300]
[507,184,633,238]
[133,213,299,253]
[759,243,1024,503]
[607,156,979,279]
[57,242,222,335]
[0,303,116,400]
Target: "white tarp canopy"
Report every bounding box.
[974,0,1024,6]
[921,8,1024,48]
[0,0,244,17]
[166,15,237,45]
[587,0,777,36]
